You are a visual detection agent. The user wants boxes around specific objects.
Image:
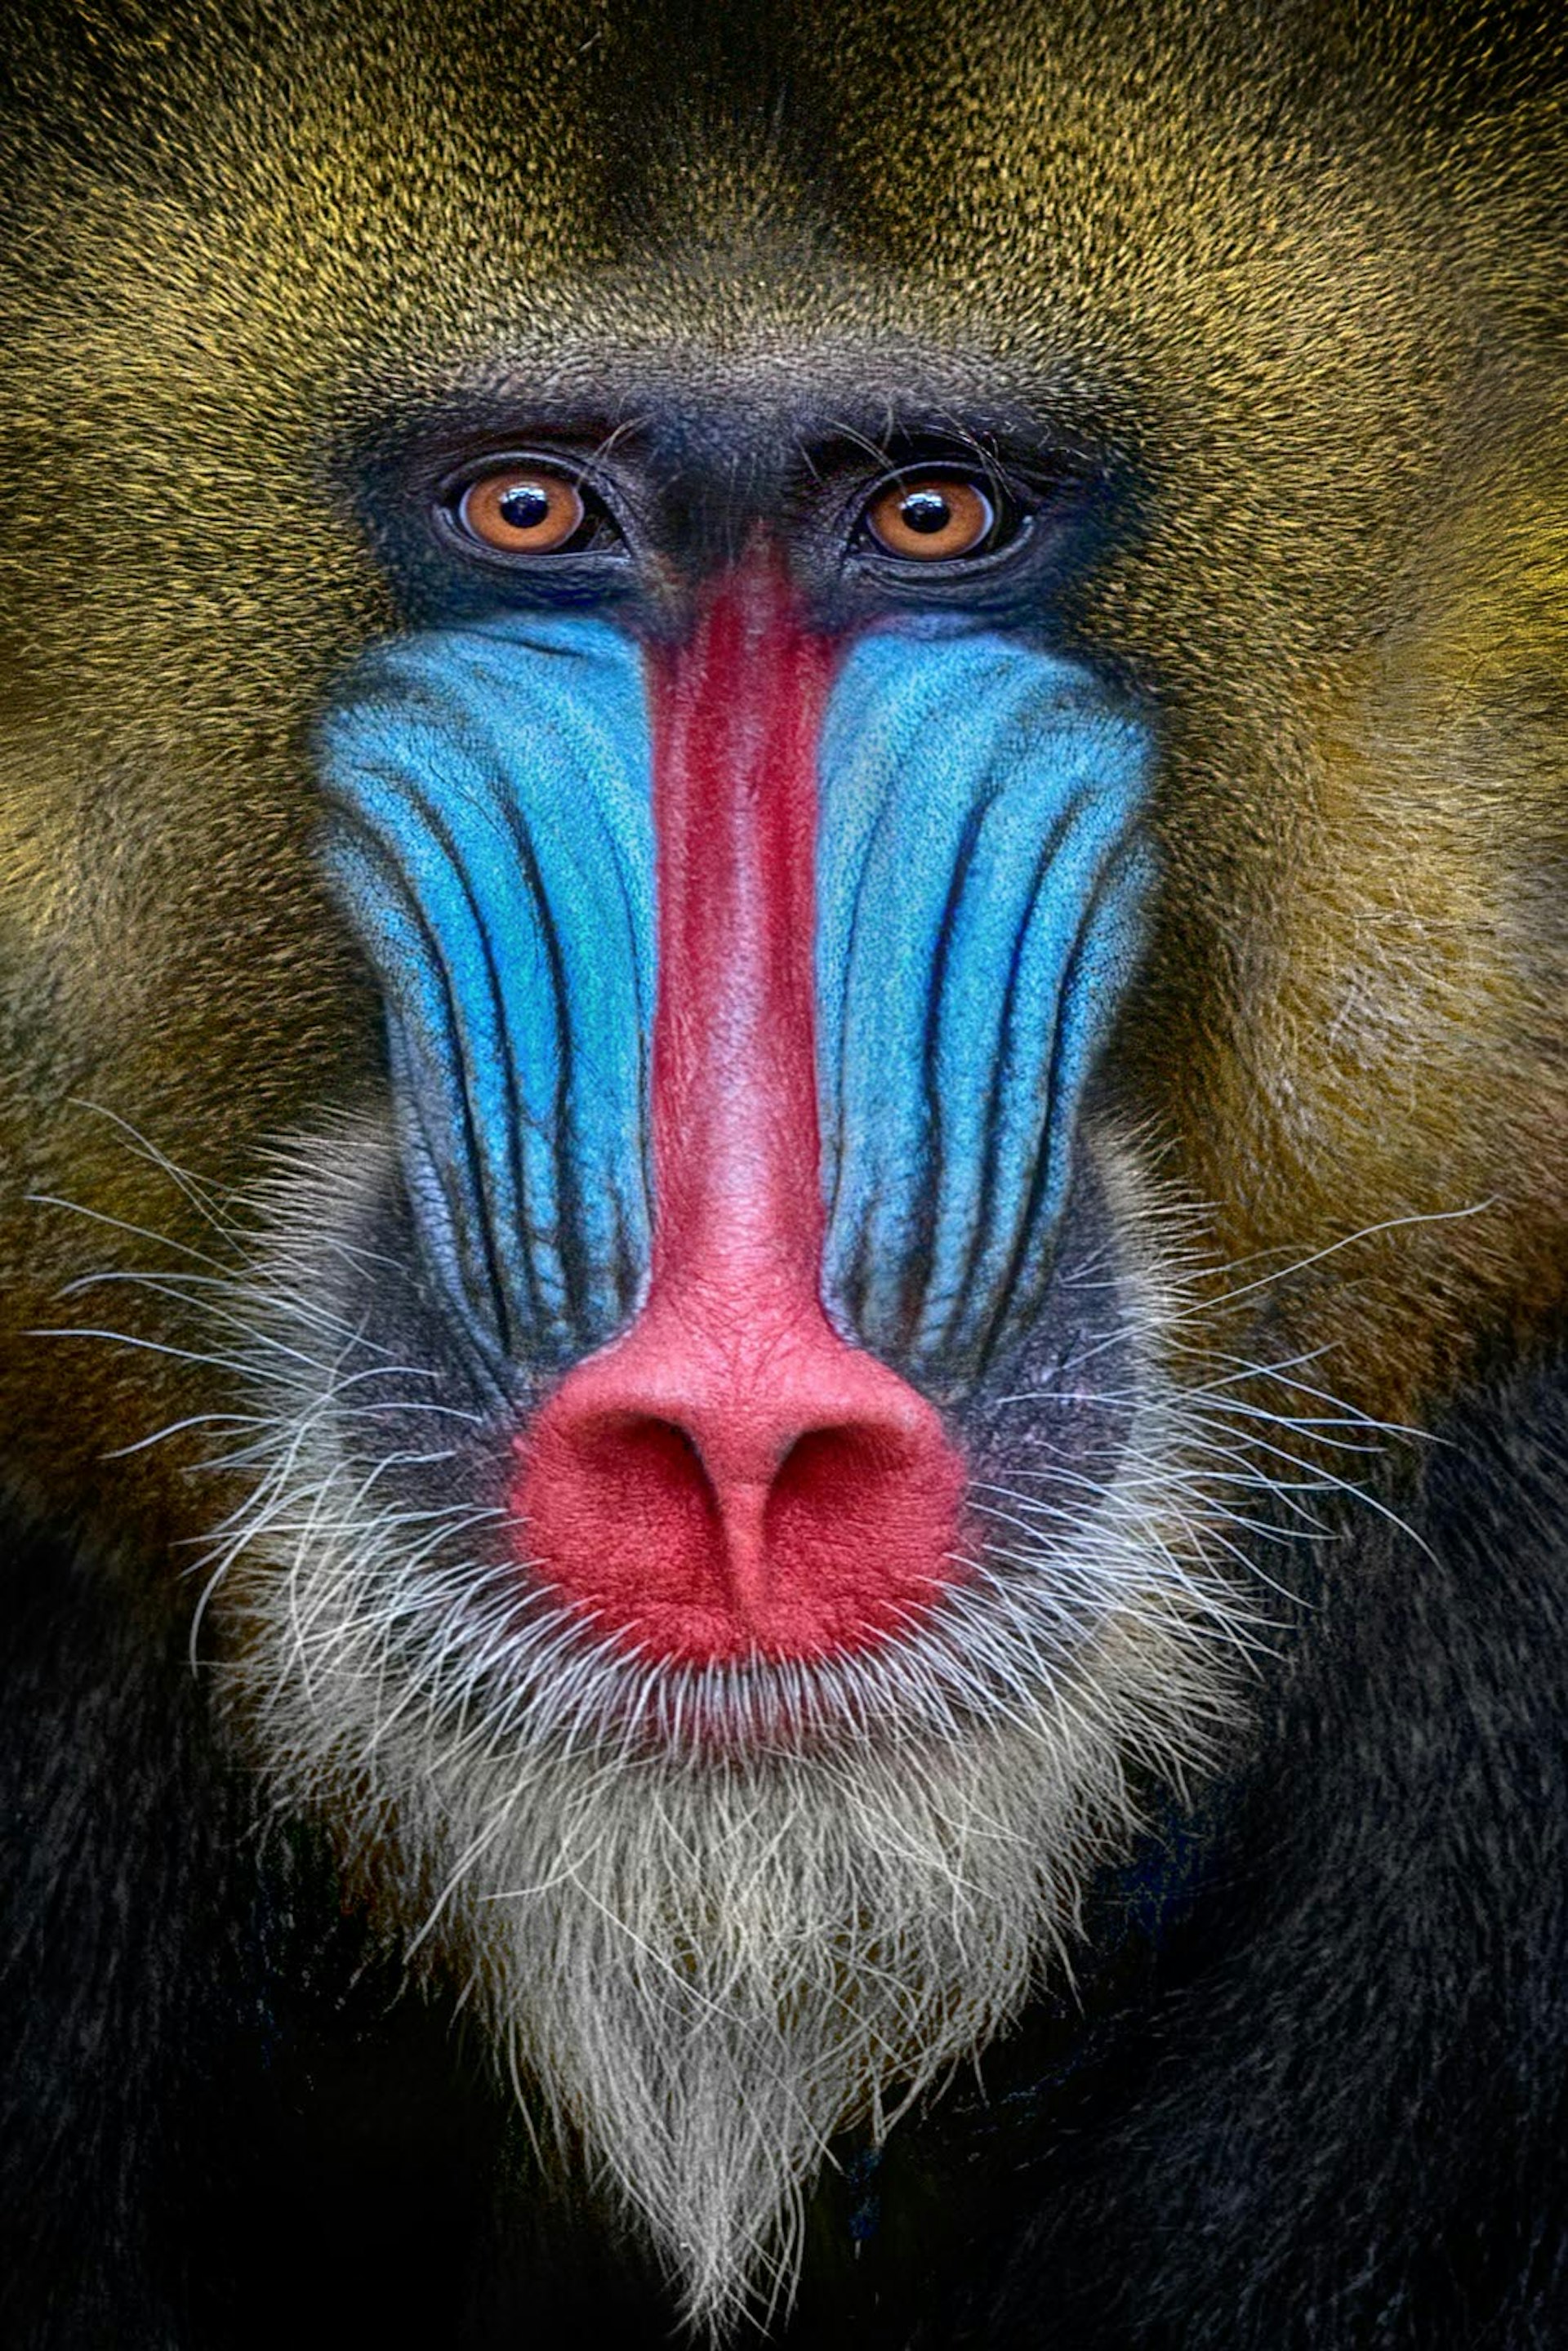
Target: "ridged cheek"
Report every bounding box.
[318,613,657,1372]
[816,628,1157,1382]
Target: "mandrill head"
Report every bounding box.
[0,0,1561,2335]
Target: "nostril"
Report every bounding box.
[761,1419,964,1624]
[513,1318,970,1663]
[567,1412,719,1520]
[520,1406,733,1623]
[768,1423,917,1534]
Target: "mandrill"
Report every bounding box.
[0,1,1565,2345]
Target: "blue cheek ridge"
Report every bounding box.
[318,612,1151,1394]
[817,629,1156,1380]
[318,614,655,1373]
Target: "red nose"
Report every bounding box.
[517,1272,966,1660]
[510,559,969,1663]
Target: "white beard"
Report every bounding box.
[228,1558,1227,2337]
[208,1126,1247,2337]
[400,1712,1122,2334]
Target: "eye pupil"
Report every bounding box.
[899,489,953,536]
[497,482,552,531]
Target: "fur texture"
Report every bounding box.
[1,2,1564,2344]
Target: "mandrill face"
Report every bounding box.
[0,0,1562,2338]
[235,377,1223,2338]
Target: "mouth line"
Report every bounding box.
[319,1513,1170,1768]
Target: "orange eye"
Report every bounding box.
[456,466,588,554]
[864,474,997,561]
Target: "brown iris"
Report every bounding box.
[864,474,996,561]
[457,466,587,554]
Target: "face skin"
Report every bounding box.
[0,1,1561,2337]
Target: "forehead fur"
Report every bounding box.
[0,0,1552,742]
